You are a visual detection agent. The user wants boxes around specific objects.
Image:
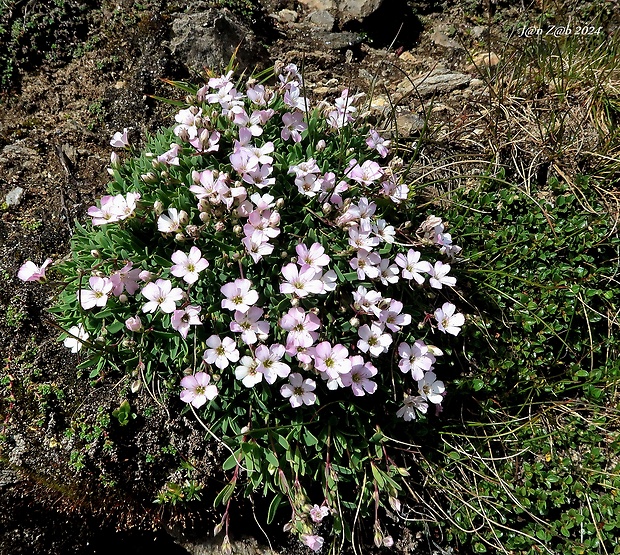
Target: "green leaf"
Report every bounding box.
[222,451,240,471]
[267,493,284,524]
[265,451,280,468]
[213,482,236,508]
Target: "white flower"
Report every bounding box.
[235,356,263,388]
[171,246,209,284]
[221,279,259,313]
[357,324,392,357]
[434,302,465,335]
[78,276,113,310]
[428,261,457,289]
[63,324,89,353]
[396,394,428,421]
[203,336,240,370]
[417,371,445,404]
[281,373,316,408]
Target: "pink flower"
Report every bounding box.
[301,534,324,552]
[309,504,330,523]
[434,302,465,335]
[310,342,351,380]
[350,249,381,280]
[125,315,143,332]
[110,261,141,296]
[141,279,184,313]
[281,111,307,142]
[180,372,218,408]
[296,243,330,272]
[221,279,259,313]
[229,307,269,345]
[78,276,113,310]
[348,160,383,185]
[171,305,202,339]
[281,373,316,408]
[18,258,52,282]
[157,208,182,233]
[280,263,325,297]
[203,336,240,369]
[378,299,411,332]
[171,247,209,284]
[279,307,320,347]
[157,143,182,166]
[341,356,378,396]
[366,129,390,158]
[110,128,129,148]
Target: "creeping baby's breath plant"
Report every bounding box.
[22,62,466,551]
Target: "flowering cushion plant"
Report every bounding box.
[29,63,466,550]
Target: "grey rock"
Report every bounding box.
[397,70,471,98]
[169,9,266,72]
[297,0,383,21]
[307,9,335,31]
[471,25,486,39]
[395,109,426,137]
[5,187,25,207]
[431,27,462,49]
[276,9,298,23]
[313,30,364,49]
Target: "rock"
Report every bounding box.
[469,78,485,89]
[471,25,486,39]
[466,52,500,72]
[169,9,266,73]
[397,70,471,98]
[370,95,390,114]
[307,9,335,30]
[431,26,461,49]
[275,9,298,23]
[297,0,384,21]
[5,187,25,207]
[313,30,364,49]
[398,51,418,64]
[394,109,426,137]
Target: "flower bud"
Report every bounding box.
[315,139,326,151]
[185,95,194,104]
[161,171,169,181]
[310,307,320,315]
[322,203,332,214]
[125,316,143,332]
[389,156,404,171]
[174,233,185,243]
[121,338,136,348]
[215,221,226,232]
[275,198,285,209]
[130,380,142,393]
[178,210,189,225]
[232,252,242,261]
[90,249,101,258]
[139,270,153,282]
[280,251,288,259]
[232,224,242,236]
[199,211,210,223]
[118,294,128,303]
[349,316,360,328]
[110,151,120,167]
[141,171,158,183]
[383,536,394,547]
[290,297,299,307]
[177,128,190,142]
[186,225,199,238]
[153,200,163,215]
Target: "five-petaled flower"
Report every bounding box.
[281,373,317,407]
[180,372,218,408]
[18,258,52,282]
[63,324,89,353]
[141,279,184,313]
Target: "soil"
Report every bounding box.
[0,0,617,553]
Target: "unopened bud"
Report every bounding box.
[186,225,199,238]
[349,317,360,327]
[174,233,185,243]
[290,297,299,307]
[178,210,189,225]
[315,139,326,151]
[118,294,129,303]
[322,203,332,214]
[383,535,394,547]
[232,225,242,235]
[90,250,101,258]
[161,170,169,181]
[310,307,320,315]
[141,171,158,183]
[199,212,210,223]
[130,380,142,393]
[276,198,285,209]
[177,128,190,142]
[185,95,194,104]
[153,200,163,215]
[110,151,120,167]
[215,221,226,232]
[280,251,288,259]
